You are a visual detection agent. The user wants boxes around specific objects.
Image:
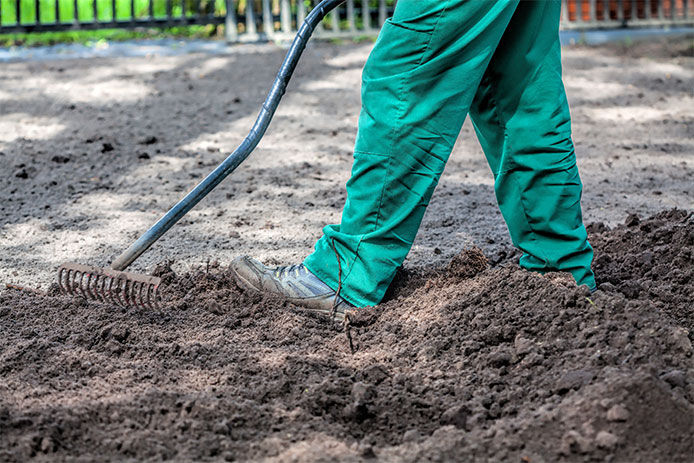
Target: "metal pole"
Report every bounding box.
[346,0,355,31]
[361,0,369,30]
[225,0,238,41]
[280,0,290,33]
[246,0,257,36]
[262,0,272,36]
[298,0,305,25]
[330,2,339,31]
[588,0,595,23]
[630,0,637,20]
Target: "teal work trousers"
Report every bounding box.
[304,0,596,307]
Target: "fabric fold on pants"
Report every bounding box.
[305,0,596,308]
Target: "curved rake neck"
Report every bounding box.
[111,0,347,271]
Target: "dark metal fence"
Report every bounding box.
[0,0,691,41]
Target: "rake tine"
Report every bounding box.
[116,278,127,307]
[152,284,160,309]
[64,268,74,295]
[104,276,117,305]
[116,277,129,308]
[85,272,97,301]
[58,267,66,293]
[137,282,149,308]
[143,283,152,309]
[77,272,89,300]
[125,279,135,307]
[97,275,108,303]
[132,281,143,308]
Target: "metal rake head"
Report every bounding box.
[57,262,162,309]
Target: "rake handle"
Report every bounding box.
[111,0,347,272]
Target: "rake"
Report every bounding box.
[58,0,347,309]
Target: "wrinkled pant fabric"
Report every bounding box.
[304,0,596,307]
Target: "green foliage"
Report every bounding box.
[0,24,222,47]
[0,0,226,25]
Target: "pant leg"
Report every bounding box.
[304,0,520,307]
[469,0,596,290]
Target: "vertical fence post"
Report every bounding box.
[588,0,596,23]
[346,0,355,31]
[297,0,305,26]
[361,0,370,30]
[378,0,386,26]
[16,0,21,25]
[262,0,272,37]
[225,0,238,41]
[246,0,257,37]
[330,3,339,32]
[35,0,41,24]
[112,0,117,23]
[166,0,173,24]
[280,0,290,33]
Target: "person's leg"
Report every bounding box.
[304,0,521,307]
[469,1,596,290]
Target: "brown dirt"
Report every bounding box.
[1,209,692,462]
[0,34,692,462]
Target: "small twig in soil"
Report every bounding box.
[343,314,356,354]
[5,283,45,295]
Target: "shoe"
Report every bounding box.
[230,256,351,322]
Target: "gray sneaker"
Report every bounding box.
[230,256,351,322]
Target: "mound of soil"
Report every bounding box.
[1,209,692,462]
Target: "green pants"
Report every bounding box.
[304,0,596,307]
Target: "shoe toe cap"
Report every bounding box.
[230,256,266,290]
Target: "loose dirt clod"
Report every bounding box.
[1,209,692,462]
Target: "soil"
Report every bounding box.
[0,35,693,462]
[1,209,693,462]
